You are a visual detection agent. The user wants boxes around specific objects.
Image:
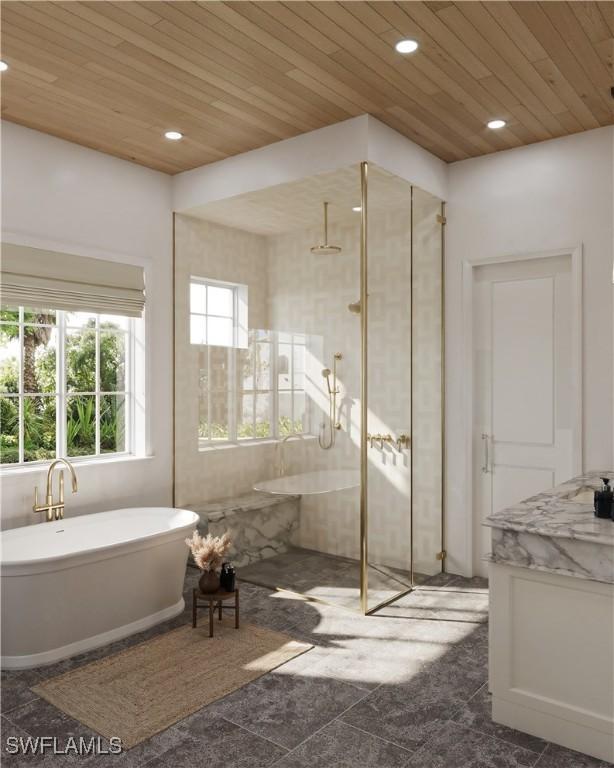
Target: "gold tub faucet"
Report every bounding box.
[276,433,306,477]
[33,458,78,522]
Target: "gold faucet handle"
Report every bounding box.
[33,486,51,515]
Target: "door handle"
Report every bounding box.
[481,433,490,473]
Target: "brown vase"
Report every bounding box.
[199,570,220,594]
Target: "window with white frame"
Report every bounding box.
[277,332,307,437]
[197,330,307,446]
[0,307,133,466]
[190,278,244,348]
[238,330,273,439]
[198,345,233,442]
[190,276,307,446]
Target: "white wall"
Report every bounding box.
[445,126,614,575]
[1,122,174,529]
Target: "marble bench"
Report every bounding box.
[187,491,300,568]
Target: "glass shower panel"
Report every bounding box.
[365,165,414,611]
[411,187,444,580]
[275,164,363,611]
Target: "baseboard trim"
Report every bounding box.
[493,696,614,764]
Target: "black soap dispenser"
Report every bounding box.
[594,478,613,520]
[220,562,236,592]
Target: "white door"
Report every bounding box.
[472,254,579,577]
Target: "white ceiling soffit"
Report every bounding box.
[183,164,415,236]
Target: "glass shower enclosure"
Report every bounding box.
[172,161,444,615]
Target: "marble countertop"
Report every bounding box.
[485,471,614,547]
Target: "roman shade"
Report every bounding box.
[0,243,145,317]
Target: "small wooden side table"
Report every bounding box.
[192,587,239,638]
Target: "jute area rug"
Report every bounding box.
[33,622,312,749]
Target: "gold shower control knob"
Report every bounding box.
[366,433,410,451]
[396,434,411,451]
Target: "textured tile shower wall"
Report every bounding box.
[267,218,363,562]
[175,206,441,574]
[268,209,417,571]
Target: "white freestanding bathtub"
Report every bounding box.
[0,507,198,669]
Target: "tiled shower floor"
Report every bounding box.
[238,548,436,611]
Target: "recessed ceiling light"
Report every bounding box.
[487,119,506,130]
[0,61,8,72]
[395,39,419,54]
[352,206,362,212]
[164,130,183,141]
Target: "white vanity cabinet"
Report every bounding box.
[486,472,614,763]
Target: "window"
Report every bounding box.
[198,345,232,442]
[238,330,273,440]
[190,276,307,447]
[198,330,308,447]
[0,307,133,466]
[190,278,242,347]
[277,332,307,437]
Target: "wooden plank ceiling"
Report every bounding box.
[1,1,613,174]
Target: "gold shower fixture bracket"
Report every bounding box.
[348,300,361,314]
[311,202,342,256]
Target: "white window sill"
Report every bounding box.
[198,435,317,453]
[0,454,154,477]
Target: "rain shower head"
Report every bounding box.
[311,202,342,256]
[311,244,342,256]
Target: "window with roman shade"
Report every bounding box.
[0,243,145,317]
[0,244,144,467]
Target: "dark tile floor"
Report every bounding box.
[1,567,611,767]
[238,547,417,611]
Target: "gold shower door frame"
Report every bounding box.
[359,161,446,616]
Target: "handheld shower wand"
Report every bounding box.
[319,353,342,450]
[322,368,333,393]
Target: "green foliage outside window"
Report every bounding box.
[0,397,19,463]
[0,311,127,464]
[199,418,303,441]
[278,416,304,437]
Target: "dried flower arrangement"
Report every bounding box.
[185,531,232,573]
